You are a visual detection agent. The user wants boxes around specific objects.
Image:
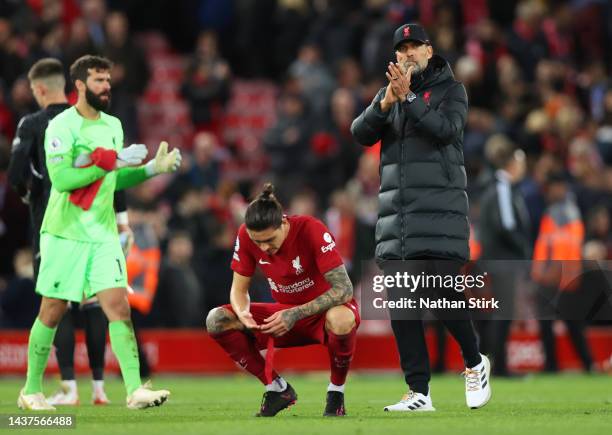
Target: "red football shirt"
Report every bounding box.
[231,215,344,305]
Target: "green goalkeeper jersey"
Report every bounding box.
[41,106,148,242]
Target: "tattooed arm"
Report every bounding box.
[260,265,353,336]
[286,265,353,323]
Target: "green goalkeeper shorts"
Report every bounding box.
[36,233,128,302]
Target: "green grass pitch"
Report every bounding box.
[1,373,611,434]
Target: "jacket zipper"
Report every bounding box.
[400,105,408,259]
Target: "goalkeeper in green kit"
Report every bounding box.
[18,55,181,411]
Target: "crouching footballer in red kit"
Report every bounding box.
[206,183,359,417]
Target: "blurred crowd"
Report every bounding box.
[0,0,611,345]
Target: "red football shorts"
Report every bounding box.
[222,299,360,349]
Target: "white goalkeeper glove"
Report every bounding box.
[74,153,92,167]
[145,141,182,175]
[117,144,148,168]
[73,144,148,169]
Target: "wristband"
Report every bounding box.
[116,211,129,225]
[145,160,157,177]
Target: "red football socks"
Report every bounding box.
[327,327,357,386]
[210,330,278,384]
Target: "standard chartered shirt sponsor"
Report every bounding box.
[268,277,315,293]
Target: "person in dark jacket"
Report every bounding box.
[479,135,531,261]
[351,23,491,412]
[477,135,531,376]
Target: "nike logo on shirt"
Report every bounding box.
[259,259,271,265]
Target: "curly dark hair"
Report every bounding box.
[69,55,113,84]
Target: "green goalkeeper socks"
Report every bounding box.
[109,320,141,395]
[24,318,57,395]
[25,319,142,396]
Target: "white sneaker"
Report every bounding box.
[464,354,492,409]
[92,381,110,405]
[383,390,435,412]
[47,381,79,406]
[126,381,170,410]
[18,389,56,411]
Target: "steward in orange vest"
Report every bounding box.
[531,173,584,292]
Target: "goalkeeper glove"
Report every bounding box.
[145,141,182,175]
[117,144,148,168]
[74,153,93,168]
[74,148,116,170]
[73,144,148,170]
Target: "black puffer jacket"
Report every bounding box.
[351,55,469,263]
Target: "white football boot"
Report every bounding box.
[47,381,79,406]
[92,380,110,405]
[18,389,56,411]
[126,381,170,410]
[464,354,492,409]
[384,390,435,412]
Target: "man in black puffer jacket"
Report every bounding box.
[352,24,491,412]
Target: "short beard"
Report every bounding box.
[400,61,425,75]
[85,87,111,112]
[413,64,424,75]
[409,62,425,75]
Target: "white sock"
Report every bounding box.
[92,380,105,392]
[327,382,345,393]
[62,380,77,394]
[265,376,287,392]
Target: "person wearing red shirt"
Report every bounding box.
[206,183,359,417]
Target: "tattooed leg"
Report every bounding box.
[206,307,243,334]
